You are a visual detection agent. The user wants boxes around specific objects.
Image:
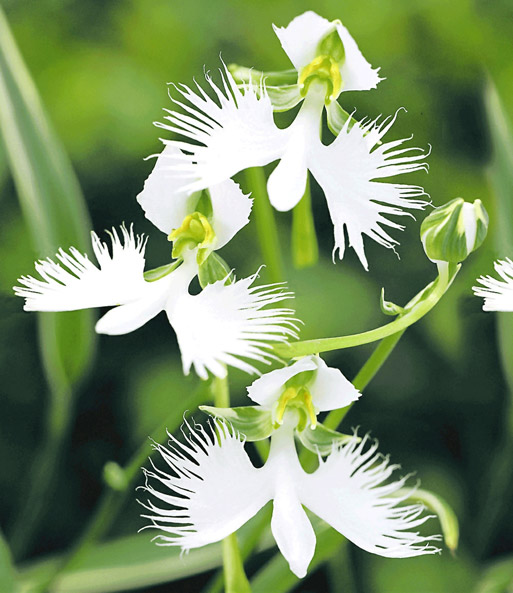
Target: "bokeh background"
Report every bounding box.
[1,0,513,592]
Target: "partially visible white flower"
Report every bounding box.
[473,258,513,312]
[14,229,298,378]
[167,271,300,379]
[140,417,441,579]
[156,64,428,269]
[247,354,360,426]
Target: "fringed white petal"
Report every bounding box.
[139,419,270,550]
[309,111,429,270]
[136,144,199,235]
[167,271,300,380]
[14,226,149,312]
[247,357,318,408]
[308,356,361,411]
[273,11,382,91]
[209,179,252,250]
[155,63,286,192]
[300,434,442,558]
[473,258,513,312]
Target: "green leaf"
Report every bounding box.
[0,7,95,389]
[143,260,180,282]
[473,555,513,593]
[297,423,354,456]
[198,252,232,288]
[0,6,96,555]
[200,405,274,441]
[0,530,19,593]
[397,487,459,552]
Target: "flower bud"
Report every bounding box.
[420,198,488,263]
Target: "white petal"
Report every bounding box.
[140,419,271,549]
[166,271,299,380]
[155,63,286,192]
[335,22,382,92]
[300,434,442,557]
[209,179,252,250]
[14,226,149,311]
[309,112,429,270]
[473,258,513,312]
[95,274,173,335]
[270,487,316,578]
[267,84,324,212]
[309,356,360,411]
[136,144,199,235]
[273,11,334,72]
[247,357,317,408]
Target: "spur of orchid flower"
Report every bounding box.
[140,385,441,578]
[148,11,429,269]
[473,258,513,311]
[13,175,299,378]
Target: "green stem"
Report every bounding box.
[291,177,318,269]
[41,384,209,593]
[275,262,454,359]
[213,375,252,593]
[244,167,284,284]
[324,330,405,431]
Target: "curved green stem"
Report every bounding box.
[244,167,284,284]
[213,375,252,593]
[276,262,456,359]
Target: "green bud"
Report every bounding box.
[420,198,489,263]
[316,25,345,65]
[198,252,232,289]
[298,423,355,456]
[103,461,128,492]
[200,405,274,441]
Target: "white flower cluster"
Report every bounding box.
[14,10,444,579]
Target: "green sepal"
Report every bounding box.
[143,260,181,282]
[198,252,232,289]
[420,197,489,263]
[200,405,274,441]
[396,487,459,552]
[297,422,354,456]
[228,64,298,86]
[228,64,302,112]
[380,288,405,317]
[326,100,357,135]
[194,190,213,219]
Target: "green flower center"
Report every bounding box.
[298,55,343,103]
[169,211,215,264]
[275,382,317,432]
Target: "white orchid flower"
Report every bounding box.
[137,144,252,265]
[14,227,299,379]
[473,258,513,311]
[154,41,428,268]
[140,416,441,578]
[247,354,360,428]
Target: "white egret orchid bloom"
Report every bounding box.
[473,258,513,312]
[154,52,428,268]
[137,144,252,264]
[247,354,360,428]
[14,227,299,379]
[140,416,441,578]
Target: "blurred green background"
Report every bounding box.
[1,0,513,592]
